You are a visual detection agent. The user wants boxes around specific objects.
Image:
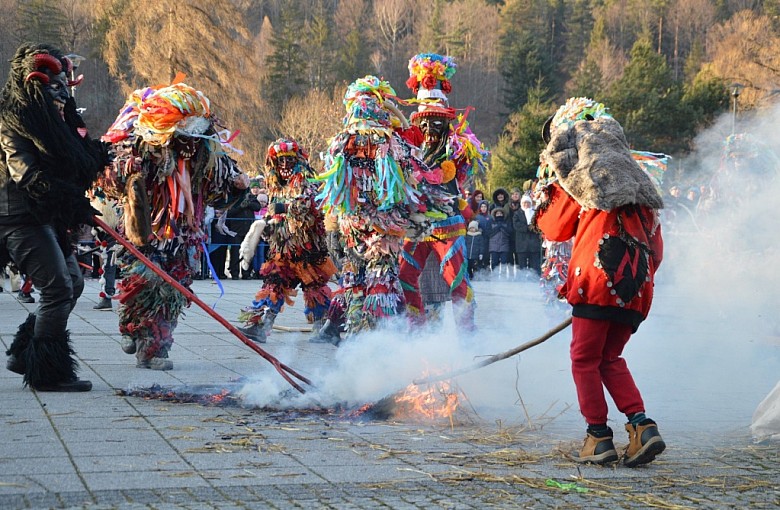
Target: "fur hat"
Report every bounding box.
[491,207,506,219]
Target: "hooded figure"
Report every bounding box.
[1,43,108,391]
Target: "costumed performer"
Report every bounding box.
[398,53,489,331]
[1,43,108,391]
[237,138,337,342]
[100,76,249,370]
[311,76,452,345]
[534,97,666,467]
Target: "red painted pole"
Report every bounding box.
[92,216,312,393]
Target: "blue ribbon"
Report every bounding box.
[201,241,224,308]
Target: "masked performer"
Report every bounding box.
[237,138,336,342]
[534,97,665,467]
[1,43,107,391]
[312,76,452,345]
[101,78,249,370]
[398,53,488,331]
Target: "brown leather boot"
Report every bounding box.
[572,429,618,464]
[624,419,666,467]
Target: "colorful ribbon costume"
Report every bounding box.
[100,78,249,369]
[237,138,336,342]
[398,53,489,331]
[313,76,450,342]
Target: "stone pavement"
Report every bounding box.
[0,276,777,509]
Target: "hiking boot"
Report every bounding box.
[93,297,113,310]
[120,336,137,354]
[624,419,666,467]
[17,291,35,303]
[32,378,92,392]
[136,357,173,371]
[238,323,267,343]
[572,429,619,465]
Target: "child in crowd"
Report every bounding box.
[465,220,484,280]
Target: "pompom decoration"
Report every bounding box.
[440,160,456,183]
[406,53,457,95]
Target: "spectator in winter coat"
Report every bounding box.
[467,189,485,214]
[491,187,510,214]
[474,200,492,270]
[512,194,542,274]
[464,220,485,279]
[487,208,512,277]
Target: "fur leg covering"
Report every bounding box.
[6,313,36,374]
[23,331,79,388]
[239,220,266,271]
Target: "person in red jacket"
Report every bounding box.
[534,98,666,467]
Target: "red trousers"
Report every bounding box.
[570,316,645,425]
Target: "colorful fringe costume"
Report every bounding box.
[237,138,336,342]
[100,77,248,369]
[398,53,489,331]
[313,76,449,341]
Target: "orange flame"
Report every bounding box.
[393,378,459,421]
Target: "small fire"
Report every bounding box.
[392,379,460,421]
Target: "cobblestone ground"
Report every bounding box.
[2,408,777,510]
[1,278,777,509]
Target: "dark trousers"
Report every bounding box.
[0,224,83,336]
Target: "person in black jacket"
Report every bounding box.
[0,43,107,392]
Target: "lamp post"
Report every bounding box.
[731,83,743,134]
[65,53,86,98]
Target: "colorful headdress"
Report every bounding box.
[407,53,457,121]
[342,76,400,133]
[542,97,611,143]
[266,137,308,164]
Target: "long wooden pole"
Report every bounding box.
[412,317,572,386]
[92,216,312,393]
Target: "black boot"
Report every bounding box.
[6,314,35,375]
[23,331,92,392]
[309,319,342,346]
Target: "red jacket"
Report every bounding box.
[536,183,663,331]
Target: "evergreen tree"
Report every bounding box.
[497,0,560,112]
[489,83,554,189]
[605,33,685,152]
[263,4,309,111]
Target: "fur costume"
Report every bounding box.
[540,116,663,211]
[0,43,102,391]
[535,98,666,462]
[237,138,336,342]
[100,77,249,368]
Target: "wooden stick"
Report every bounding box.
[412,317,572,386]
[92,216,312,393]
[272,325,313,333]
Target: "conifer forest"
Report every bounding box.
[1,0,778,189]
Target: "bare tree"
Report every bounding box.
[707,10,780,109]
[99,0,272,170]
[275,86,343,167]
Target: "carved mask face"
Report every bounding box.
[45,72,70,120]
[276,155,297,182]
[418,116,449,149]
